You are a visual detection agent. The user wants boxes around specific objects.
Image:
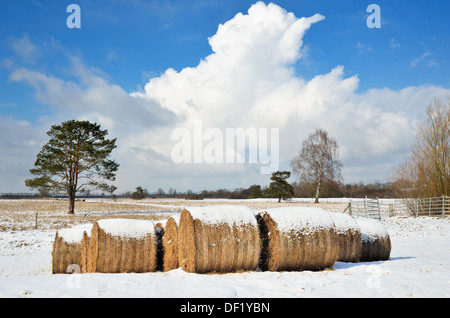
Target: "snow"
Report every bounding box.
[355,218,390,242]
[57,224,93,244]
[1,210,449,298]
[329,212,360,235]
[185,205,257,226]
[96,219,155,239]
[261,207,335,233]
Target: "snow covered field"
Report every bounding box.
[0,199,449,299]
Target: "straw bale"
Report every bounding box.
[329,212,362,263]
[178,206,261,274]
[257,207,339,271]
[162,215,180,272]
[86,218,157,273]
[52,224,93,274]
[80,230,91,273]
[355,218,391,262]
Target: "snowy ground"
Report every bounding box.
[0,199,449,298]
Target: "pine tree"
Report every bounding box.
[25,120,119,214]
[264,171,293,203]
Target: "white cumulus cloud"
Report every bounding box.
[136,2,450,187]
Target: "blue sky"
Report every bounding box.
[0,1,449,193]
[2,1,449,96]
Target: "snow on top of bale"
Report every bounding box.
[329,212,360,234]
[355,218,389,243]
[58,224,93,244]
[97,218,155,239]
[185,205,257,226]
[262,207,335,233]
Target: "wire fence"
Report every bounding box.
[349,197,381,220]
[349,196,450,219]
[385,196,450,218]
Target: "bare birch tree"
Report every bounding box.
[291,129,342,203]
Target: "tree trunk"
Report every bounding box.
[68,186,76,214]
[314,166,325,204]
[314,180,321,203]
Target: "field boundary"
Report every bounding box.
[349,196,450,219]
[349,197,381,220]
[385,196,449,218]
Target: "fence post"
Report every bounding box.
[376,198,381,220]
[416,198,419,217]
[344,202,351,215]
[364,196,368,218]
[443,195,446,218]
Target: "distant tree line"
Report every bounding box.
[124,179,396,201]
[292,180,396,199]
[0,193,42,199]
[1,180,399,201]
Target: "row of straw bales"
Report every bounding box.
[52,206,391,274]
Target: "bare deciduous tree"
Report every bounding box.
[393,97,450,197]
[291,128,342,203]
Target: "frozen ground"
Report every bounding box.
[0,199,449,298]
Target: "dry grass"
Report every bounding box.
[0,198,348,232]
[0,199,174,231]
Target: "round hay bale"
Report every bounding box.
[162,215,180,272]
[178,206,261,274]
[87,218,157,273]
[355,218,391,262]
[80,229,91,273]
[52,224,93,274]
[329,212,361,263]
[257,207,339,272]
